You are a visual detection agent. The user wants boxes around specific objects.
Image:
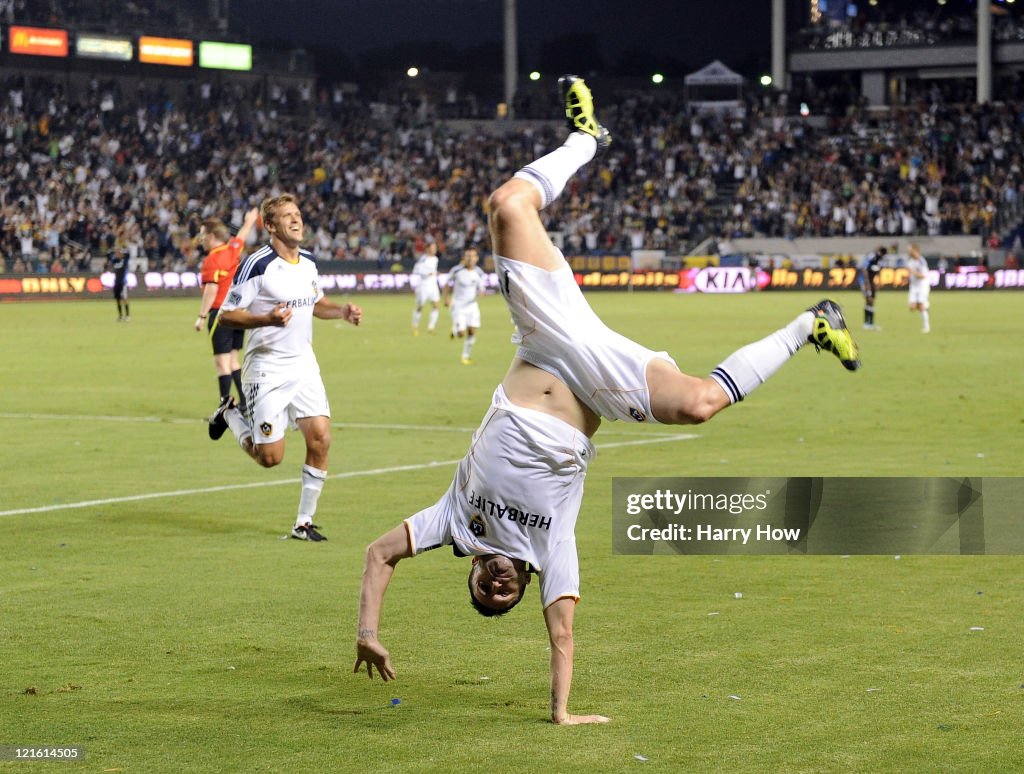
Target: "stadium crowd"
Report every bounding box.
[2,69,1024,274]
[797,6,1024,51]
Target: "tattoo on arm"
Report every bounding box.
[358,628,376,640]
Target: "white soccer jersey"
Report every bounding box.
[404,385,595,608]
[413,254,440,304]
[412,253,439,281]
[907,256,930,291]
[907,255,931,306]
[221,244,324,377]
[447,264,486,307]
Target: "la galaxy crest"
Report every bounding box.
[260,421,273,437]
[469,513,486,538]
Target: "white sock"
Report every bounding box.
[428,308,439,330]
[710,312,812,404]
[513,132,596,209]
[412,308,421,327]
[921,310,929,330]
[225,407,252,449]
[462,334,475,359]
[296,464,327,527]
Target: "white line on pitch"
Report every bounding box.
[0,411,199,425]
[0,434,698,518]
[0,412,681,437]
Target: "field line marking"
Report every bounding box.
[0,459,464,518]
[0,434,698,518]
[0,412,681,437]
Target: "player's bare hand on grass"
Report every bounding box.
[554,713,610,725]
[354,639,395,681]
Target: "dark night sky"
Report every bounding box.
[229,0,777,78]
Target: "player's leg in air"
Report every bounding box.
[487,75,860,429]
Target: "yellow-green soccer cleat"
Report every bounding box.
[558,74,612,154]
[807,299,861,371]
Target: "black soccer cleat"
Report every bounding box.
[207,395,236,441]
[558,74,612,155]
[807,299,861,371]
[291,523,327,542]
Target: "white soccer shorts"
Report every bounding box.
[245,372,331,445]
[451,301,481,333]
[908,286,930,308]
[495,253,675,423]
[415,282,441,306]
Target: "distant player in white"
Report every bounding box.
[354,76,860,725]
[410,242,440,335]
[210,193,363,542]
[444,247,486,364]
[906,243,931,333]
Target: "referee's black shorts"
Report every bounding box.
[208,310,245,355]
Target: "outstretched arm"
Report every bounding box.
[543,597,610,725]
[353,524,412,681]
[236,207,260,245]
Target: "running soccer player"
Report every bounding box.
[354,76,860,723]
[906,243,931,333]
[411,242,441,335]
[209,194,363,543]
[195,207,259,415]
[444,246,486,364]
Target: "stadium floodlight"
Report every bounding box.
[760,74,773,87]
[407,66,419,77]
[529,71,541,81]
[651,73,664,85]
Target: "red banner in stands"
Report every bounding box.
[9,26,69,57]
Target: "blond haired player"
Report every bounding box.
[210,194,362,542]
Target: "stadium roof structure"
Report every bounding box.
[684,60,744,114]
[683,59,744,87]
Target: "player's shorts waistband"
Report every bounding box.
[490,384,597,462]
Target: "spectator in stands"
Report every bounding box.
[2,70,1024,274]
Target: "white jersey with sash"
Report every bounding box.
[404,385,595,608]
[221,244,324,378]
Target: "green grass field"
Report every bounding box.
[1,290,1021,773]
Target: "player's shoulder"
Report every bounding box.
[298,248,317,265]
[234,244,276,283]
